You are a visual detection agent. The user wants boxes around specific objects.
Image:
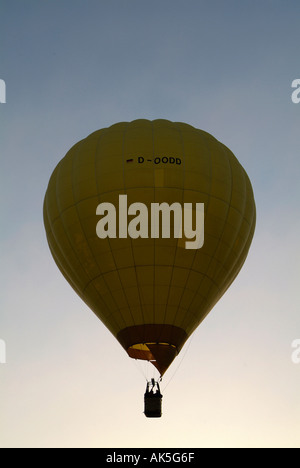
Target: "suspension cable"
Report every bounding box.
[162,334,194,393]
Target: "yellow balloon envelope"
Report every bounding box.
[43,119,256,376]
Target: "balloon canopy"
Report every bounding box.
[43,119,256,376]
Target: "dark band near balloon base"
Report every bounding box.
[117,324,188,376]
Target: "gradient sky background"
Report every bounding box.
[1,0,300,448]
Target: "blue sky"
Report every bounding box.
[1,0,300,448]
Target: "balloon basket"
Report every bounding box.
[144,379,163,418]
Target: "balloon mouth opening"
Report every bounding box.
[127,342,178,376]
[117,324,188,376]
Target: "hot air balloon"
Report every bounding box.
[43,119,256,417]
